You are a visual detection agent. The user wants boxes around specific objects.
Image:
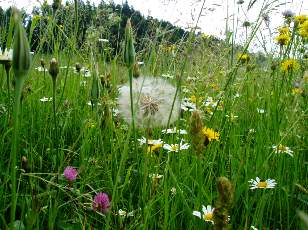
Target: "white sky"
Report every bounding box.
[1,0,308,53]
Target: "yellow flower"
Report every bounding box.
[278,26,290,34]
[202,127,220,141]
[280,59,300,72]
[294,15,308,25]
[275,33,291,46]
[164,44,176,53]
[238,53,250,64]
[190,95,196,103]
[299,20,308,39]
[292,88,303,95]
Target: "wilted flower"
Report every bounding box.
[117,76,180,128]
[249,177,276,189]
[63,166,78,182]
[149,173,163,181]
[272,144,294,157]
[92,192,110,213]
[170,187,177,195]
[118,209,134,218]
[282,10,294,18]
[193,205,215,224]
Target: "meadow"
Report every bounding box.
[0,1,307,229]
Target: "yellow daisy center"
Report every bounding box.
[147,143,163,153]
[203,212,213,221]
[277,144,287,152]
[171,145,179,151]
[257,181,268,188]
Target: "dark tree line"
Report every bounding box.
[0,0,188,55]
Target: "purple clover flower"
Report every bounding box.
[63,166,78,182]
[92,192,110,213]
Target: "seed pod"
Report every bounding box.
[12,9,30,79]
[49,58,59,81]
[124,19,135,68]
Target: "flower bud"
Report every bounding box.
[49,58,59,81]
[124,19,135,68]
[40,58,45,68]
[12,9,31,79]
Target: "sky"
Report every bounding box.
[0,0,308,53]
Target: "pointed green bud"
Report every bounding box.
[12,9,31,79]
[124,19,135,68]
[49,58,59,81]
[90,65,100,105]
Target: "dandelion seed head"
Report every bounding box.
[117,76,180,128]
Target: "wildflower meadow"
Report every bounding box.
[0,0,307,229]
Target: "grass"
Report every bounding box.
[0,1,308,229]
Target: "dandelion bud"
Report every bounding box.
[12,9,31,79]
[133,63,140,78]
[90,65,100,106]
[190,110,205,154]
[21,156,29,172]
[49,58,59,81]
[75,63,82,73]
[213,177,234,230]
[216,177,234,207]
[124,19,135,68]
[40,59,45,68]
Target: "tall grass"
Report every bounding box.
[0,0,307,229]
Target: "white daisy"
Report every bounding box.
[35,66,47,72]
[40,97,53,102]
[98,38,109,43]
[162,127,187,134]
[117,76,180,128]
[0,48,13,63]
[181,98,196,112]
[137,136,163,145]
[249,177,276,189]
[163,142,190,152]
[137,61,144,65]
[118,209,134,218]
[87,101,101,106]
[257,108,265,114]
[161,73,174,79]
[149,173,163,180]
[192,205,214,224]
[272,144,294,157]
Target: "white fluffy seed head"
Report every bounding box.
[117,76,180,128]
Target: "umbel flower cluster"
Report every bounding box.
[117,76,180,128]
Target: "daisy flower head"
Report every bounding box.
[163,141,190,152]
[117,76,180,128]
[272,144,294,157]
[181,97,196,112]
[249,177,277,190]
[137,136,163,145]
[193,205,214,224]
[161,127,187,134]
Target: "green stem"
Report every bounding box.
[52,79,57,158]
[129,66,136,149]
[10,78,24,226]
[5,66,11,115]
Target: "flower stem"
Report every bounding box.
[52,79,58,159]
[10,78,24,225]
